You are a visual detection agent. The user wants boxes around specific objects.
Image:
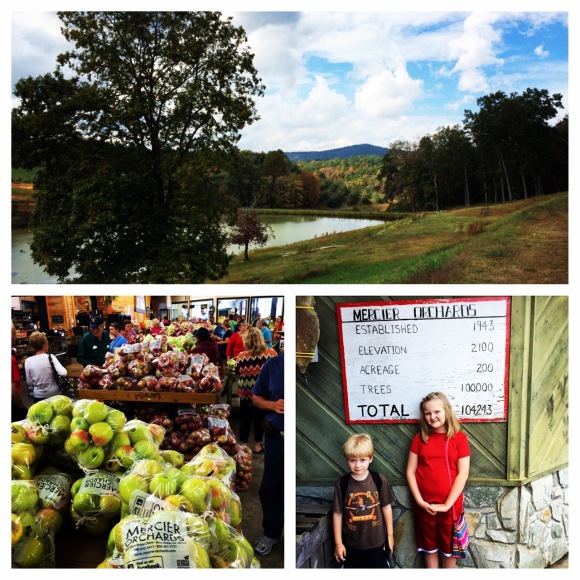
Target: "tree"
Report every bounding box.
[11,11,264,282]
[228,209,274,261]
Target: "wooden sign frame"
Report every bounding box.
[336,297,511,424]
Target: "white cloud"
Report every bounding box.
[354,69,423,117]
[447,12,504,93]
[10,10,568,152]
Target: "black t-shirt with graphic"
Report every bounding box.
[333,471,396,550]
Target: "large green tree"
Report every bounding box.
[12,11,264,282]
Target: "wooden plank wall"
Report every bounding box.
[296,296,568,487]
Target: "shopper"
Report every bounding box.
[406,391,471,569]
[150,318,162,335]
[257,318,273,348]
[121,319,137,344]
[252,352,284,556]
[77,317,110,367]
[333,433,396,568]
[226,320,248,360]
[12,323,27,419]
[108,322,127,353]
[235,327,277,454]
[190,327,218,365]
[24,331,68,402]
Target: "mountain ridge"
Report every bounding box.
[285,143,387,162]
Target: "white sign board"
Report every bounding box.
[336,297,511,424]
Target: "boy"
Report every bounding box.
[333,433,396,568]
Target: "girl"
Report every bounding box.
[406,391,470,568]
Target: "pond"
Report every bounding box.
[12,214,383,283]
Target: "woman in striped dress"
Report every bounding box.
[235,327,278,454]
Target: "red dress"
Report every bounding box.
[409,431,470,517]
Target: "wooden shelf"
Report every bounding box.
[76,389,219,405]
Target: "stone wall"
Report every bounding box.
[297,468,569,569]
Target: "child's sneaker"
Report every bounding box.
[254,535,280,556]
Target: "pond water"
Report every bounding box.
[12,214,383,283]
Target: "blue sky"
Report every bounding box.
[10,8,569,153]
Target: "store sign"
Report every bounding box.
[336,297,511,424]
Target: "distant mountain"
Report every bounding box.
[285,143,388,162]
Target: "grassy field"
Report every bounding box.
[217,192,568,284]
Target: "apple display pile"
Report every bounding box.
[10,392,260,569]
[79,344,222,393]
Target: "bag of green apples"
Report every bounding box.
[69,470,123,536]
[181,442,237,488]
[106,511,212,568]
[11,480,56,568]
[63,399,128,472]
[33,466,74,534]
[200,476,243,528]
[118,457,211,519]
[11,421,44,480]
[206,515,258,569]
[104,418,165,473]
[15,395,74,454]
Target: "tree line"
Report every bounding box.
[379,89,568,212]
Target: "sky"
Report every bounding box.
[9,8,569,155]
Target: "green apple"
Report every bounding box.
[72,399,90,418]
[125,422,151,445]
[27,401,54,425]
[83,400,109,425]
[70,478,83,497]
[220,538,251,568]
[50,395,73,416]
[49,415,71,440]
[11,442,36,466]
[16,510,36,539]
[186,514,211,549]
[149,473,177,499]
[229,497,242,528]
[11,481,39,513]
[73,491,100,515]
[113,445,135,469]
[99,494,122,517]
[11,422,28,444]
[89,422,114,447]
[63,437,78,457]
[12,463,32,480]
[212,516,232,543]
[133,439,158,460]
[68,429,90,452]
[186,536,211,568]
[83,512,114,536]
[105,408,127,432]
[110,432,131,450]
[35,507,63,536]
[78,444,105,469]
[70,417,90,432]
[119,472,149,504]
[164,493,193,512]
[13,536,46,567]
[159,449,184,468]
[166,466,190,488]
[179,477,210,515]
[106,525,117,555]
